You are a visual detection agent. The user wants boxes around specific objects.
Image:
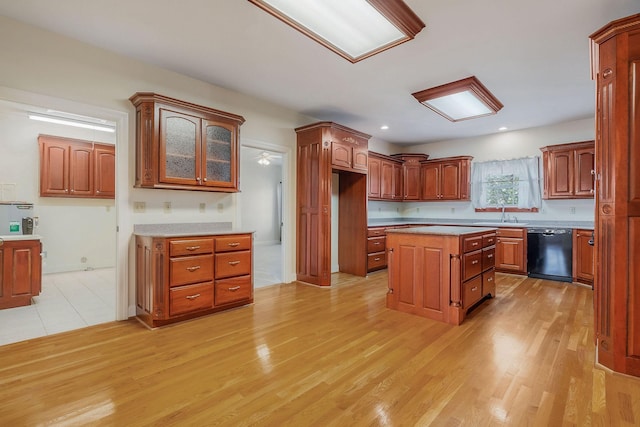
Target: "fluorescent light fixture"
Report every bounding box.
[412,76,503,122]
[248,0,425,63]
[28,113,115,133]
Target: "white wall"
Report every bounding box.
[369,118,596,223]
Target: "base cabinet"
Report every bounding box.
[495,228,527,274]
[573,229,594,285]
[0,239,42,309]
[135,233,253,328]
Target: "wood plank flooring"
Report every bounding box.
[1,272,640,426]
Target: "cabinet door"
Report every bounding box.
[159,108,201,185]
[496,237,525,273]
[574,147,595,197]
[380,160,395,199]
[440,161,461,200]
[404,163,422,200]
[548,149,574,198]
[69,144,94,196]
[94,145,115,198]
[421,163,440,200]
[331,142,352,170]
[368,156,381,199]
[573,229,594,284]
[392,162,403,200]
[0,240,41,309]
[40,139,69,196]
[352,145,368,172]
[203,120,236,188]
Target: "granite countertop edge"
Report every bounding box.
[368,218,594,230]
[386,225,498,236]
[133,222,255,237]
[0,234,42,241]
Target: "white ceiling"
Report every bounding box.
[0,0,638,145]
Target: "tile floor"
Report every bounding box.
[0,243,284,346]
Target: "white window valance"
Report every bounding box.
[471,157,541,209]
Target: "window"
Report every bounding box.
[471,157,541,210]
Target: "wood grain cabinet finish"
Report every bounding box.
[135,233,253,328]
[0,239,42,309]
[590,14,640,376]
[296,122,370,286]
[366,227,387,272]
[130,92,245,193]
[368,152,403,201]
[573,229,594,286]
[39,135,115,199]
[420,156,472,201]
[495,227,527,274]
[390,154,428,200]
[540,141,595,199]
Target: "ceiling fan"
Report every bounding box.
[255,151,281,166]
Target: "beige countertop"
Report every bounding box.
[0,234,41,241]
[385,225,497,236]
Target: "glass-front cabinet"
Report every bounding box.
[131,93,244,192]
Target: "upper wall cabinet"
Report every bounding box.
[368,152,403,201]
[329,125,369,173]
[391,154,429,200]
[540,140,595,199]
[38,135,115,199]
[130,93,245,192]
[420,156,472,201]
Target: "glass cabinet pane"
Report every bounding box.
[205,124,232,183]
[165,116,197,179]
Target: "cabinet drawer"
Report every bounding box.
[463,275,483,309]
[169,238,214,256]
[215,250,251,279]
[215,275,252,306]
[483,233,496,247]
[483,269,496,297]
[482,247,496,270]
[368,227,386,237]
[367,252,387,270]
[462,250,483,281]
[169,282,214,316]
[214,235,252,252]
[463,235,483,252]
[170,255,214,287]
[367,236,386,253]
[496,228,525,238]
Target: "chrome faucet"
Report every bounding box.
[499,201,507,223]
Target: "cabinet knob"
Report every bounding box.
[196,177,201,181]
[203,177,207,182]
[472,260,479,265]
[471,286,478,292]
[96,190,100,193]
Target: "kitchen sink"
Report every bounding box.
[472,221,529,226]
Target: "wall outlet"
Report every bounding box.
[199,203,206,213]
[133,201,146,213]
[164,202,172,213]
[417,207,420,213]
[451,208,455,214]
[570,207,576,214]
[217,203,224,213]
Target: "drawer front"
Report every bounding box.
[169,282,214,316]
[367,252,387,270]
[462,250,483,281]
[169,238,214,257]
[463,235,483,253]
[483,233,496,247]
[367,236,386,253]
[367,227,386,237]
[215,250,252,279]
[215,275,252,306]
[170,255,214,287]
[463,275,483,309]
[215,235,252,253]
[482,247,496,270]
[483,269,496,297]
[496,228,525,238]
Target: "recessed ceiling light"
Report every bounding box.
[380,125,389,130]
[412,76,503,122]
[248,0,425,63]
[499,126,508,131]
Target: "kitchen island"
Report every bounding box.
[386,226,496,325]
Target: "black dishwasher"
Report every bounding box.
[527,228,573,282]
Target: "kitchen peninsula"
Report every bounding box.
[386,226,497,325]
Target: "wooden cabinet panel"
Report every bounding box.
[169,238,214,257]
[496,237,525,273]
[169,282,214,316]
[575,148,595,196]
[331,142,351,170]
[367,155,381,199]
[420,157,472,201]
[39,139,69,196]
[215,235,252,252]
[130,92,244,192]
[573,229,594,285]
[541,141,594,199]
[380,160,395,199]
[0,239,42,309]
[440,161,461,199]
[368,152,403,201]
[483,269,496,297]
[170,255,214,287]
[462,250,482,281]
[482,247,496,270]
[462,275,483,309]
[420,163,439,200]
[367,252,386,270]
[215,275,252,306]
[367,236,386,253]
[69,144,93,196]
[215,250,251,279]
[462,235,482,252]
[94,144,115,198]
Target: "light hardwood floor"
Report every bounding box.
[1,271,639,426]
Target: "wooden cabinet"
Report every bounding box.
[38,135,115,199]
[368,152,403,201]
[495,227,527,274]
[540,141,595,199]
[420,156,472,201]
[590,14,640,376]
[331,139,368,173]
[130,92,245,192]
[0,239,42,309]
[368,155,382,199]
[296,122,370,286]
[390,154,428,200]
[135,233,253,328]
[366,227,387,272]
[573,229,594,286]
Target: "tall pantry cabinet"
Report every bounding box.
[590,13,640,377]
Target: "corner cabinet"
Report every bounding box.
[130,93,245,192]
[391,154,428,200]
[590,14,640,376]
[0,239,42,309]
[420,156,472,201]
[540,141,595,199]
[368,152,403,201]
[135,233,253,328]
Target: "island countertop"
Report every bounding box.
[385,225,497,236]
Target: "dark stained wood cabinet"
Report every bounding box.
[38,135,115,199]
[135,233,253,328]
[540,141,595,199]
[390,154,428,200]
[590,14,640,376]
[368,152,403,201]
[420,156,472,201]
[296,122,369,286]
[0,239,42,309]
[130,92,245,193]
[573,229,594,286]
[495,227,527,274]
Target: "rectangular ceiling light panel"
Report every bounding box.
[249,0,425,62]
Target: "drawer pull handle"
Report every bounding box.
[487,277,493,282]
[228,260,240,266]
[472,242,479,246]
[186,246,200,251]
[472,260,479,265]
[471,287,478,292]
[227,242,240,247]
[487,254,493,258]
[374,257,381,261]
[185,293,201,300]
[186,266,201,272]
[228,286,241,292]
